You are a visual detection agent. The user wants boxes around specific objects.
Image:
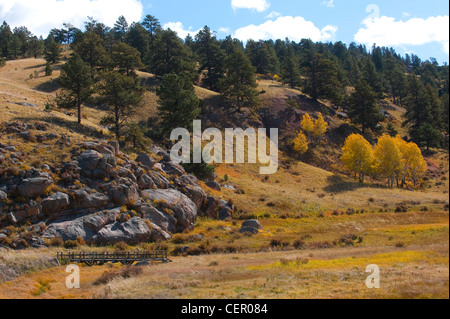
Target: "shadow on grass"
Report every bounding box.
[34,78,60,93]
[12,116,105,139]
[323,174,386,193]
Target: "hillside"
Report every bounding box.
[0,58,448,299]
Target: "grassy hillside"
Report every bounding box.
[0,58,448,299]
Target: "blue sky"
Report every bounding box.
[1,0,449,64]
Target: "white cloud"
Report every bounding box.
[233,16,338,43]
[231,0,270,13]
[218,27,231,34]
[354,15,449,54]
[163,22,201,39]
[265,11,281,19]
[322,0,335,8]
[0,0,144,36]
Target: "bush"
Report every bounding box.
[45,63,53,76]
[292,239,306,250]
[63,240,78,249]
[182,162,215,180]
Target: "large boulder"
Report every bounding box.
[41,192,70,215]
[136,153,154,169]
[18,176,53,199]
[108,184,138,206]
[93,217,152,245]
[242,219,263,230]
[141,204,176,233]
[77,150,102,172]
[0,190,7,201]
[81,193,110,209]
[142,189,198,233]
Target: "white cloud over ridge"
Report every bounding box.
[0,0,144,36]
[231,0,270,12]
[233,16,337,43]
[355,15,449,54]
[163,21,202,39]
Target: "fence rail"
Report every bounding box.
[57,250,170,266]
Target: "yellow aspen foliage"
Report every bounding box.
[293,130,309,155]
[301,113,315,135]
[312,112,328,138]
[374,134,404,188]
[341,134,374,183]
[394,135,409,184]
[404,142,427,186]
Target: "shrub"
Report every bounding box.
[63,240,78,249]
[182,162,215,180]
[45,63,53,76]
[292,239,306,250]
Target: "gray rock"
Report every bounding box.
[180,184,206,210]
[77,150,102,173]
[141,204,176,233]
[162,162,185,176]
[18,176,53,198]
[239,226,260,234]
[108,184,138,206]
[242,219,263,230]
[136,153,154,169]
[0,190,7,201]
[41,192,70,215]
[205,181,221,191]
[93,217,152,245]
[137,174,157,190]
[83,209,121,232]
[81,193,109,209]
[142,189,198,233]
[149,222,172,241]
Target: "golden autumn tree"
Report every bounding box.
[312,112,328,142]
[293,130,308,155]
[341,134,374,183]
[404,142,427,186]
[301,113,315,135]
[394,135,409,187]
[373,134,404,188]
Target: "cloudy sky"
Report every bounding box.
[1,0,449,64]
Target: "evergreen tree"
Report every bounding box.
[302,53,342,103]
[403,76,442,150]
[142,15,161,44]
[111,42,143,76]
[43,35,62,64]
[245,40,278,75]
[74,31,107,78]
[218,49,259,112]
[361,57,384,98]
[348,79,384,134]
[97,71,144,140]
[280,53,301,89]
[0,21,13,59]
[57,54,93,124]
[150,29,197,81]
[195,26,225,91]
[156,73,201,134]
[113,16,129,42]
[125,22,150,61]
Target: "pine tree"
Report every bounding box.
[43,35,62,64]
[74,31,107,78]
[97,71,144,140]
[57,54,93,124]
[111,42,143,76]
[218,49,259,112]
[113,16,129,42]
[341,133,374,183]
[142,15,161,44]
[195,26,225,91]
[280,54,301,89]
[403,76,441,150]
[348,79,384,134]
[150,29,196,81]
[156,73,201,134]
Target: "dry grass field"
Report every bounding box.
[0,58,448,299]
